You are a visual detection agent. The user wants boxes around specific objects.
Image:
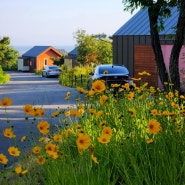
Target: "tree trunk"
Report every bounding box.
[148,7,169,91]
[169,0,185,92]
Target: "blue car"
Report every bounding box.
[87,64,133,91]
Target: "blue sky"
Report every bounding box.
[0,0,138,47]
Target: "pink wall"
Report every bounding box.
[158,45,185,91]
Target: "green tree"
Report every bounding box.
[0,37,19,70]
[95,40,112,64]
[74,30,112,66]
[122,0,185,92]
[169,0,185,92]
[51,56,65,66]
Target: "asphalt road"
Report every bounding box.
[0,72,80,167]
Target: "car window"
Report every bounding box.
[48,66,59,70]
[99,66,128,74]
[94,67,99,75]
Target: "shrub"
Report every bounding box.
[35,70,42,76]
[59,65,93,87]
[0,66,10,84]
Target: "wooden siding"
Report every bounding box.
[36,49,62,71]
[134,45,158,87]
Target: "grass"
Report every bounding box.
[0,71,185,185]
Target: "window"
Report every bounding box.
[23,60,29,66]
[44,59,48,66]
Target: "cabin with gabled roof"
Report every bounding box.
[19,46,62,72]
[113,7,185,89]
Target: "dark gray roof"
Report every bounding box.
[22,46,51,57]
[114,7,179,36]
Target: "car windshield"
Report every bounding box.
[48,66,59,70]
[98,66,128,75]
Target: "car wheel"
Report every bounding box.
[42,72,44,77]
[46,73,49,78]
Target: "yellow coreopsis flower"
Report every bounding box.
[0,97,12,107]
[51,110,60,118]
[149,86,156,93]
[21,136,26,142]
[98,134,110,144]
[92,80,106,93]
[8,146,20,157]
[89,146,99,164]
[46,150,58,159]
[138,71,151,76]
[91,154,99,164]
[78,129,85,134]
[158,101,164,106]
[64,91,71,100]
[32,146,41,154]
[38,108,45,117]
[61,129,72,138]
[45,143,59,153]
[36,155,46,165]
[132,77,141,81]
[127,92,134,100]
[146,139,154,144]
[0,153,8,165]
[70,109,81,117]
[37,120,50,135]
[102,127,112,137]
[78,108,85,115]
[162,110,170,116]
[128,108,136,117]
[75,124,82,130]
[180,95,185,99]
[76,134,91,150]
[89,108,96,115]
[143,82,148,87]
[96,110,103,118]
[76,87,88,94]
[99,120,106,127]
[150,109,158,116]
[39,137,50,143]
[148,119,162,135]
[111,83,120,88]
[3,128,16,139]
[78,103,84,109]
[15,166,28,176]
[171,102,179,108]
[53,134,62,142]
[117,114,123,119]
[23,104,34,115]
[122,83,130,91]
[88,89,96,96]
[167,91,174,99]
[62,118,67,123]
[64,110,71,117]
[99,95,108,106]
